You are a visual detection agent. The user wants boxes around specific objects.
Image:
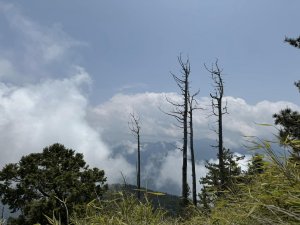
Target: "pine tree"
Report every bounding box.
[199,148,244,210]
[273,82,300,162]
[0,143,107,225]
[285,36,300,48]
[247,153,265,175]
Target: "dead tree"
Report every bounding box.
[165,55,190,206]
[188,90,200,206]
[129,112,141,199]
[205,60,228,190]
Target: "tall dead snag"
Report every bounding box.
[205,60,228,190]
[165,55,190,206]
[129,112,141,200]
[188,90,200,206]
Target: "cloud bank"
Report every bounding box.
[0,69,135,184]
[90,92,299,193]
[90,92,300,148]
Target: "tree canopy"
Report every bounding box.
[199,148,244,211]
[285,36,300,48]
[273,83,300,162]
[0,143,107,225]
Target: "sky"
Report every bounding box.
[0,1,300,193]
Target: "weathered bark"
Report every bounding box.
[165,55,190,206]
[137,129,141,199]
[129,113,141,199]
[188,91,200,206]
[217,97,225,188]
[189,107,196,205]
[206,60,227,189]
[182,66,188,206]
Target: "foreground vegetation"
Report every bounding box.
[2,144,297,224]
[39,146,299,225]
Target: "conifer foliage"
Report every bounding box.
[0,143,107,225]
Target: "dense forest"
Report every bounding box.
[0,37,300,225]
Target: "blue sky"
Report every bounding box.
[1,0,300,104]
[0,1,300,190]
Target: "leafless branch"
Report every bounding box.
[128,112,141,137]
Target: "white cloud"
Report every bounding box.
[89,92,300,193]
[0,70,134,184]
[89,92,181,144]
[222,97,300,146]
[236,153,252,172]
[155,149,182,189]
[90,93,300,148]
[0,83,292,193]
[149,148,208,195]
[153,150,252,195]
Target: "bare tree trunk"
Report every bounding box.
[129,113,141,200]
[54,196,69,225]
[182,69,188,206]
[218,98,225,188]
[205,60,228,190]
[188,90,200,206]
[137,130,141,199]
[189,108,197,205]
[164,55,190,206]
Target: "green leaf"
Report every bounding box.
[147,191,166,196]
[255,123,273,126]
[246,205,258,217]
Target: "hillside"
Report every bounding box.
[107,183,181,216]
[110,139,257,195]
